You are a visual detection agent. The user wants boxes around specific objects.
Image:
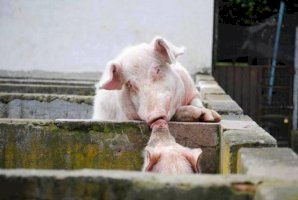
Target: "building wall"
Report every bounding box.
[0,0,214,74]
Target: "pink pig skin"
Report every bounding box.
[93,37,221,125]
[142,119,202,175]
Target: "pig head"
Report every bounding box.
[142,119,202,175]
[93,37,221,126]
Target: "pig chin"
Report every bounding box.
[153,154,193,175]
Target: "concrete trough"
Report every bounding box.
[0,119,220,173]
[0,92,240,120]
[0,93,93,119]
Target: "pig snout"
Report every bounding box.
[147,109,168,127]
[150,118,168,130]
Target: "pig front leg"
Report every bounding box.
[173,97,221,122]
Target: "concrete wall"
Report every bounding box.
[0,0,214,74]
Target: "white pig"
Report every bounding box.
[93,37,220,126]
[142,119,202,175]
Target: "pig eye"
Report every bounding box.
[126,81,138,92]
[151,65,165,81]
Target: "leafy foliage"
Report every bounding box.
[219,0,297,25]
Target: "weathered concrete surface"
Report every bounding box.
[195,74,215,82]
[221,115,253,121]
[204,98,243,115]
[220,128,277,175]
[0,92,240,121]
[0,77,96,86]
[0,119,220,173]
[237,148,298,181]
[199,85,226,99]
[195,75,243,115]
[255,183,298,200]
[221,116,258,130]
[0,92,93,104]
[0,70,100,81]
[0,83,95,95]
[0,169,261,200]
[0,93,93,119]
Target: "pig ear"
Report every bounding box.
[151,37,185,64]
[143,147,161,172]
[183,148,202,173]
[98,62,123,90]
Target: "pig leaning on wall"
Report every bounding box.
[93,37,220,175]
[93,36,221,126]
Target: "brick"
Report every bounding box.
[237,148,298,181]
[0,169,260,200]
[220,127,277,174]
[0,119,220,173]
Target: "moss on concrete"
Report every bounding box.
[0,119,220,173]
[220,128,277,175]
[0,169,263,200]
[0,120,149,170]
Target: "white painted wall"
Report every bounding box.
[0,0,214,74]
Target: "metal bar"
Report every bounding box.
[268,1,286,105]
[293,27,298,130]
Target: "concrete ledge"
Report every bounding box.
[0,93,93,119]
[0,70,101,81]
[195,74,215,82]
[0,119,220,173]
[221,115,253,121]
[0,77,95,86]
[204,101,243,115]
[220,115,257,130]
[195,77,243,115]
[0,83,95,95]
[203,95,243,115]
[220,128,277,175]
[0,169,261,200]
[237,148,298,181]
[254,182,298,200]
[199,85,226,99]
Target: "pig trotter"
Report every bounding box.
[173,105,221,122]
